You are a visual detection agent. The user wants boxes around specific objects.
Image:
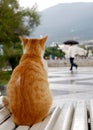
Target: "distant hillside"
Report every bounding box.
[31,2,93,45]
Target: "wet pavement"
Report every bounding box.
[48,67,93,106]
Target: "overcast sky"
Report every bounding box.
[19,0,93,11]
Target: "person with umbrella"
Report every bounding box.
[64,40,78,71]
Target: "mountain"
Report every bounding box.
[31,2,93,46]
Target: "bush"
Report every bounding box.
[44,46,65,59]
[0,70,11,85]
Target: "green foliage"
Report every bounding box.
[0,55,6,68]
[0,70,11,85]
[78,45,86,49]
[0,0,40,71]
[0,0,40,45]
[92,48,93,53]
[3,43,22,70]
[44,46,65,59]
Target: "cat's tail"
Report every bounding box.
[2,96,10,110]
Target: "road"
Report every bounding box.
[48,67,93,107]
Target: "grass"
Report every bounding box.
[0,70,12,86]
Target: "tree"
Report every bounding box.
[0,0,40,70]
[44,46,65,59]
[0,0,40,46]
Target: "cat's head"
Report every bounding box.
[19,36,48,57]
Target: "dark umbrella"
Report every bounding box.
[63,40,79,45]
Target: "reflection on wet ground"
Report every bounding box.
[48,67,93,101]
[51,89,86,96]
[50,79,93,85]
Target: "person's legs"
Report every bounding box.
[70,57,73,70]
[73,59,78,69]
[70,57,78,70]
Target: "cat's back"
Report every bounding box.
[8,57,47,88]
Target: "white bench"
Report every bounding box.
[0,97,92,130]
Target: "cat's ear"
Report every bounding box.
[19,36,28,47]
[40,35,48,46]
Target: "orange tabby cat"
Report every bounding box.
[2,36,52,125]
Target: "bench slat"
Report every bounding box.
[30,108,53,130]
[37,115,51,130]
[0,107,10,124]
[30,108,55,130]
[90,100,93,130]
[30,107,61,130]
[44,107,61,130]
[71,101,88,130]
[30,122,43,130]
[0,96,4,109]
[15,126,30,130]
[0,117,16,130]
[0,99,90,130]
[53,103,74,130]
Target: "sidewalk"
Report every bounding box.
[48,67,93,107]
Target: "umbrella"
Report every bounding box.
[63,40,79,45]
